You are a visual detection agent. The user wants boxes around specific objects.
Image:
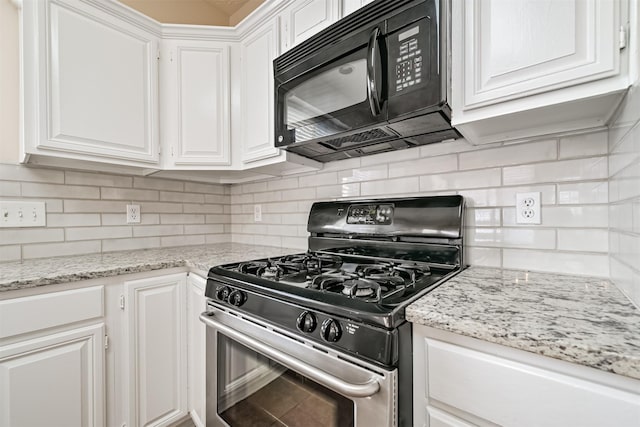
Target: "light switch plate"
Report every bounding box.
[516,192,541,224]
[0,201,46,227]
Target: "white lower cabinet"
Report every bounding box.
[186,273,207,427]
[124,273,188,427]
[0,286,106,427]
[413,325,640,427]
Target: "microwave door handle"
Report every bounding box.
[366,27,382,116]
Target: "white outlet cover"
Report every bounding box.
[254,205,262,222]
[516,192,541,224]
[126,204,141,224]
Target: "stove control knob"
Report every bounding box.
[228,290,246,307]
[215,286,231,301]
[296,311,316,333]
[321,319,342,342]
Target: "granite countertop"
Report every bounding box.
[407,266,640,381]
[0,243,297,292]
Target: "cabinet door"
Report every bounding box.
[22,0,159,164]
[240,20,281,164]
[460,0,620,110]
[124,273,187,427]
[341,0,375,18]
[186,274,207,427]
[0,324,105,427]
[162,40,231,167]
[281,0,340,52]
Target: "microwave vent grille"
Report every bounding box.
[275,0,418,72]
[322,128,394,148]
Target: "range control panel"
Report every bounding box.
[346,204,393,225]
[390,19,429,94]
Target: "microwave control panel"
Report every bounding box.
[390,19,429,95]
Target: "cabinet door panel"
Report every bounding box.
[0,324,105,427]
[463,0,619,109]
[29,0,159,163]
[164,42,231,166]
[125,274,187,427]
[289,0,339,47]
[240,21,281,163]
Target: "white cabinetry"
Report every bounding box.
[161,38,232,168]
[186,273,207,427]
[280,0,340,52]
[240,19,281,164]
[413,325,640,427]
[124,273,188,427]
[0,286,106,427]
[21,0,160,166]
[452,0,632,145]
[341,0,375,18]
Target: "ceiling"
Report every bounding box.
[119,0,265,26]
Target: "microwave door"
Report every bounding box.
[276,35,386,147]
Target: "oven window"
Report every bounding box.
[217,334,355,427]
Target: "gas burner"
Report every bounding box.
[277,253,343,275]
[341,278,381,298]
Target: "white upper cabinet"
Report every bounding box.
[161,39,231,168]
[452,0,632,145]
[281,0,341,52]
[240,20,281,164]
[341,0,375,17]
[21,0,160,166]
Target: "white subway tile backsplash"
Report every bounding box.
[299,172,337,188]
[557,182,608,204]
[184,181,225,194]
[183,203,224,214]
[559,132,608,159]
[47,213,101,227]
[101,187,159,201]
[465,247,501,268]
[419,139,477,157]
[101,213,160,225]
[64,200,125,213]
[263,202,298,213]
[0,245,21,262]
[316,183,360,199]
[254,191,282,203]
[161,235,205,247]
[281,213,308,225]
[281,236,307,250]
[66,171,132,188]
[241,181,268,194]
[338,165,387,183]
[282,188,316,201]
[206,234,231,244]
[360,146,418,166]
[465,208,501,227]
[389,154,457,178]
[503,157,607,185]
[558,229,608,253]
[0,228,64,244]
[267,225,298,237]
[231,194,254,204]
[161,214,205,224]
[184,224,225,235]
[134,176,184,192]
[420,168,501,191]
[503,249,609,277]
[459,140,556,170]
[267,177,298,191]
[466,227,556,249]
[138,202,184,213]
[66,226,132,241]
[159,191,205,204]
[0,181,20,196]
[102,237,161,252]
[22,183,100,199]
[133,225,184,237]
[204,194,230,204]
[23,240,101,259]
[362,177,419,196]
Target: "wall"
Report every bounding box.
[0,164,230,262]
[609,79,640,307]
[229,133,610,278]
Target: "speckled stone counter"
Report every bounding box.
[0,243,297,292]
[406,267,640,381]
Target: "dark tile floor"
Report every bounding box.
[220,370,354,427]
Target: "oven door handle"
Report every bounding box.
[200,312,381,398]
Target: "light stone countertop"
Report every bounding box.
[0,243,297,292]
[406,266,640,381]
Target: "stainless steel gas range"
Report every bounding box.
[200,195,465,427]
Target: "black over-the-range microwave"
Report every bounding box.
[273,0,459,162]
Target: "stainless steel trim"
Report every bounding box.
[200,312,380,398]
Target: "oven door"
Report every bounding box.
[200,306,396,427]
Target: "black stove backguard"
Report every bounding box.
[308,195,465,268]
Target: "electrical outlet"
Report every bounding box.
[126,204,141,224]
[254,205,262,222]
[0,201,46,227]
[516,192,541,224]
